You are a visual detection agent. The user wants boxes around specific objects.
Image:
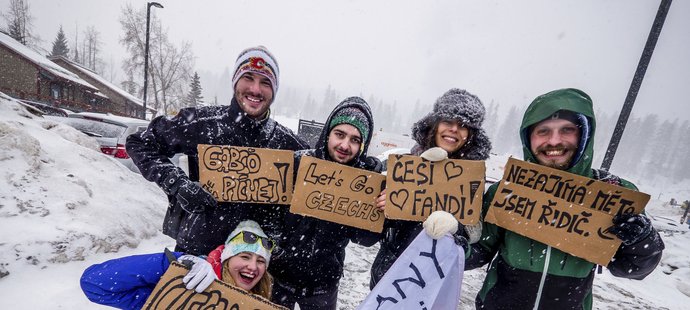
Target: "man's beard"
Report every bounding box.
[534,145,577,170]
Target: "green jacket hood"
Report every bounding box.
[519,88,596,177]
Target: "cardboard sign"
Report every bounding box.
[384,154,485,224]
[359,232,464,310]
[142,262,287,310]
[198,145,294,204]
[484,157,650,266]
[290,156,386,232]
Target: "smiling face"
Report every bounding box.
[327,124,362,164]
[529,118,580,170]
[224,252,267,292]
[234,72,274,118]
[434,120,469,153]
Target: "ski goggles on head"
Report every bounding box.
[231,231,275,251]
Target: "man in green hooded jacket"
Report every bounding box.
[465,88,665,310]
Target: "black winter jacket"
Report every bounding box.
[126,99,308,255]
[268,97,382,292]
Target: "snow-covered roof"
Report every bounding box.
[50,56,147,109]
[0,32,98,91]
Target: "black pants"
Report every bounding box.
[271,279,338,310]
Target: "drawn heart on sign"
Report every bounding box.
[444,161,464,181]
[389,190,409,211]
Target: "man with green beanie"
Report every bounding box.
[269,96,382,310]
[465,88,665,309]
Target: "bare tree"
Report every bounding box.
[81,26,103,73]
[119,4,194,116]
[2,0,39,47]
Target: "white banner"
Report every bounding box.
[358,232,464,310]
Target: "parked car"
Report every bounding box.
[18,99,70,117]
[60,112,149,173]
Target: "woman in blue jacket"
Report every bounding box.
[80,220,274,309]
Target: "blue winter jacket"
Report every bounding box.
[80,252,183,310]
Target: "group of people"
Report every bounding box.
[80,46,665,310]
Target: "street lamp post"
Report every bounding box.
[142,2,163,119]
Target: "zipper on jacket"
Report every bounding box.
[533,245,551,310]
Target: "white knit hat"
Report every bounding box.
[220,220,272,266]
[231,46,279,94]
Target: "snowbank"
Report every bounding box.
[0,93,167,279]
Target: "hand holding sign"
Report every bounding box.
[484,158,650,266]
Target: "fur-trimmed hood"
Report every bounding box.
[411,88,491,160]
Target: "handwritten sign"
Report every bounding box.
[290,156,386,232]
[484,157,650,266]
[358,232,464,309]
[198,145,294,204]
[384,154,485,224]
[142,262,287,310]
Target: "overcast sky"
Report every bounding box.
[7,0,690,121]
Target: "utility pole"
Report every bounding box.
[601,0,672,171]
[142,2,164,120]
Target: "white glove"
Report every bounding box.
[423,211,458,239]
[420,147,448,162]
[178,255,217,293]
[464,221,483,244]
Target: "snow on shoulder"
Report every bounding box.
[0,93,166,279]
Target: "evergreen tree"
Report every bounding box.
[3,0,37,46]
[494,105,522,156]
[484,100,499,141]
[185,72,203,107]
[50,25,70,57]
[644,119,678,179]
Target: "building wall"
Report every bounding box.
[52,58,144,118]
[0,46,39,98]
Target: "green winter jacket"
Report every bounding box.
[466,88,664,310]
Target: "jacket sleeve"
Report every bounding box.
[80,252,183,310]
[465,184,502,270]
[607,228,664,280]
[126,108,210,186]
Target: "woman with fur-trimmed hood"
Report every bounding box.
[370,88,492,288]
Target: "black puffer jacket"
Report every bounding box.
[269,97,382,291]
[370,88,492,288]
[126,99,308,255]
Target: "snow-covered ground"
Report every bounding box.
[1,95,688,309]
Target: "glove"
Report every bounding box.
[420,147,448,162]
[464,221,483,244]
[178,255,217,293]
[423,211,458,239]
[362,156,384,172]
[608,213,653,246]
[162,169,217,214]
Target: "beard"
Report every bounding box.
[533,144,577,170]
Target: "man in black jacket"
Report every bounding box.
[269,97,382,310]
[126,46,308,256]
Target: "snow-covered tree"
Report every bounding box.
[50,25,70,57]
[184,72,204,107]
[119,4,194,116]
[2,0,38,47]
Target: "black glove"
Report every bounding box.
[452,233,469,254]
[608,213,653,246]
[362,156,384,172]
[161,169,217,214]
